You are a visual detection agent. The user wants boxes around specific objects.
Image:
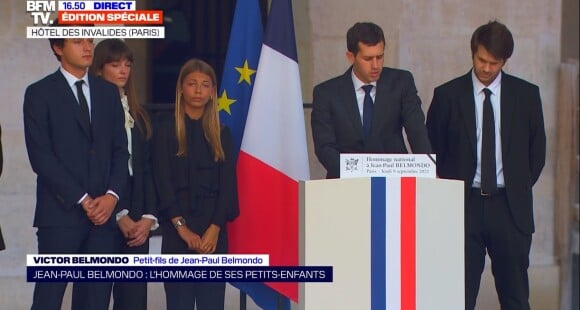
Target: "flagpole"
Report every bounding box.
[240,292,247,310]
[277,294,286,310]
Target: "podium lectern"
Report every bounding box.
[299,177,464,310]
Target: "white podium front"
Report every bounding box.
[299,177,464,310]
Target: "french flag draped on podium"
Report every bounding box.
[372,177,464,309]
[302,177,464,309]
[219,0,310,308]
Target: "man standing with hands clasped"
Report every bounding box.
[426,21,546,310]
[23,26,128,309]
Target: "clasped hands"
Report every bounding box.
[80,194,117,226]
[118,216,154,247]
[175,222,220,254]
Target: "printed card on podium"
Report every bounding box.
[340,154,437,178]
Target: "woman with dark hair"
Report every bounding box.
[151,58,238,310]
[90,39,158,310]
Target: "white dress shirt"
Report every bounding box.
[471,70,505,188]
[351,70,377,123]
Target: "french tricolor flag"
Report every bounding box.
[301,177,464,309]
[228,0,310,306]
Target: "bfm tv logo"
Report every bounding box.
[25,1,164,39]
[26,1,56,26]
[26,1,139,26]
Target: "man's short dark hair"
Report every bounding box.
[347,22,385,55]
[48,19,65,61]
[48,19,93,61]
[470,20,514,60]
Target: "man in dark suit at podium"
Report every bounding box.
[311,22,432,178]
[23,33,128,309]
[426,21,546,310]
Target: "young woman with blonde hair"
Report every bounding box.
[151,58,238,310]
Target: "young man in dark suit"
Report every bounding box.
[426,21,546,310]
[311,22,432,178]
[23,34,128,309]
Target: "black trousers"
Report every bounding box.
[164,280,226,310]
[161,221,227,310]
[112,235,149,310]
[32,226,116,310]
[465,188,532,310]
[112,175,150,310]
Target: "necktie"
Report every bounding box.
[362,85,374,137]
[75,80,91,128]
[481,88,497,193]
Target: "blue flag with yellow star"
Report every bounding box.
[219,1,291,309]
[218,0,263,153]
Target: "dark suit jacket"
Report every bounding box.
[151,115,238,231]
[123,125,157,220]
[23,70,129,228]
[426,71,546,234]
[311,67,432,178]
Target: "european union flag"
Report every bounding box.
[218,0,263,154]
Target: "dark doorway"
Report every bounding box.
[149,0,267,104]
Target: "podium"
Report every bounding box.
[299,177,464,310]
